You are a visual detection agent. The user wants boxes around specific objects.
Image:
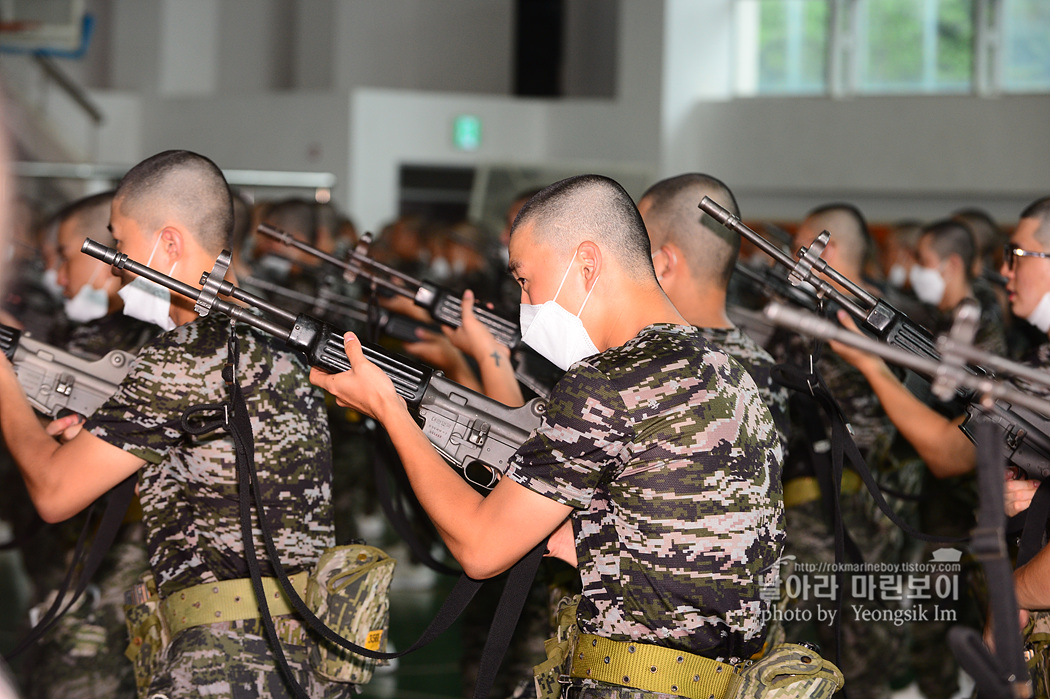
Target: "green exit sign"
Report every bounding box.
[452,115,481,151]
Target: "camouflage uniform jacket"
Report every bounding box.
[62,311,158,360]
[505,323,784,662]
[85,312,335,599]
[698,325,791,452]
[766,322,896,463]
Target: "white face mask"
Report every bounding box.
[41,268,65,299]
[255,253,293,282]
[118,233,177,332]
[519,249,600,371]
[887,263,908,289]
[64,267,109,323]
[909,264,946,307]
[1023,292,1050,334]
[429,256,452,282]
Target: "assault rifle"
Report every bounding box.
[764,300,1036,699]
[256,223,521,348]
[0,325,134,417]
[240,274,440,345]
[763,301,1050,480]
[81,239,545,489]
[701,197,941,362]
[700,197,1050,480]
[731,260,820,310]
[255,224,563,397]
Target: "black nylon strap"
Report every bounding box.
[1015,477,1050,568]
[5,474,137,660]
[219,321,546,698]
[946,418,1030,699]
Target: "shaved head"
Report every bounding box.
[55,190,115,245]
[511,174,653,281]
[1020,195,1050,248]
[639,173,740,286]
[115,150,233,254]
[803,203,871,270]
[919,219,976,278]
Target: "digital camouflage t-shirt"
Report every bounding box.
[506,323,784,661]
[86,313,334,598]
[699,325,791,452]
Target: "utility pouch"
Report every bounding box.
[122,571,168,699]
[533,594,581,699]
[726,642,844,699]
[304,544,396,684]
[1023,610,1050,698]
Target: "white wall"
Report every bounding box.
[679,94,1050,222]
[333,0,514,95]
[11,0,1050,230]
[348,89,549,234]
[137,91,350,202]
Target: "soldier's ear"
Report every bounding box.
[653,244,679,282]
[577,240,602,287]
[157,227,184,266]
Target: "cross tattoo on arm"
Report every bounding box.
[489,351,501,367]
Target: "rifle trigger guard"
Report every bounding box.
[196,250,232,317]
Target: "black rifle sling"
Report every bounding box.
[947,418,1030,699]
[772,348,963,680]
[1015,477,1050,568]
[372,429,461,576]
[771,359,857,672]
[771,361,964,546]
[207,323,546,699]
[5,473,137,660]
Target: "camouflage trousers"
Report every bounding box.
[146,617,355,699]
[562,680,683,698]
[1025,610,1050,699]
[780,497,912,699]
[21,535,150,699]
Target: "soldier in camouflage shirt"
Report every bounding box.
[313,175,784,697]
[0,151,346,699]
[638,173,790,450]
[507,322,783,661]
[953,196,1050,698]
[10,191,158,699]
[766,203,914,699]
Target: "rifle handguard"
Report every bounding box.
[286,315,431,407]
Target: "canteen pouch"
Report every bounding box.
[727,642,844,699]
[123,571,168,699]
[305,544,396,684]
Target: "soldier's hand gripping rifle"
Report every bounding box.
[700,197,1050,478]
[81,238,545,490]
[764,300,1037,699]
[0,325,134,417]
[257,223,521,348]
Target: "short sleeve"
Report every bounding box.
[84,333,209,464]
[505,360,632,508]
